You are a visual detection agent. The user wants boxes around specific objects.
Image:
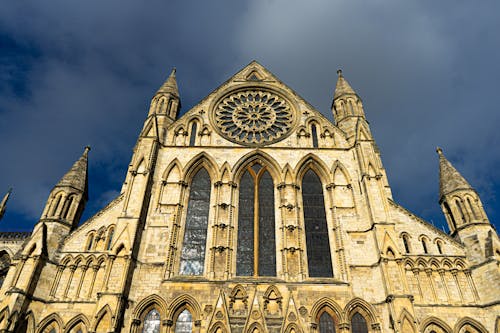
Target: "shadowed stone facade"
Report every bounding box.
[0,62,498,333]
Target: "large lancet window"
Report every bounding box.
[237,163,276,276]
[302,169,333,277]
[179,168,211,275]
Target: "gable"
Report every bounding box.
[165,61,348,149]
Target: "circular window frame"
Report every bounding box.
[209,85,298,147]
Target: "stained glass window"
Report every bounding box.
[237,165,276,276]
[237,171,255,276]
[180,168,211,275]
[258,171,276,276]
[142,309,161,333]
[303,170,333,277]
[319,312,335,333]
[175,309,193,333]
[351,313,368,333]
[311,124,318,148]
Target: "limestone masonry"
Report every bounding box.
[0,62,498,333]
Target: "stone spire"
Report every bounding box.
[333,69,358,100]
[0,188,12,221]
[156,68,179,97]
[54,146,90,200]
[437,147,473,200]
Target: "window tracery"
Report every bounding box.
[213,89,295,146]
[302,170,333,277]
[319,312,336,333]
[179,168,211,275]
[236,163,276,276]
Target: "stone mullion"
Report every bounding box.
[278,183,289,279]
[75,265,89,299]
[380,258,392,294]
[63,265,76,298]
[326,183,348,281]
[164,181,188,278]
[412,268,423,301]
[438,269,451,302]
[155,180,167,210]
[464,269,480,301]
[425,268,438,302]
[49,265,64,297]
[87,265,100,298]
[278,182,301,280]
[451,269,464,302]
[208,181,222,278]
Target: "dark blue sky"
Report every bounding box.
[0,1,499,233]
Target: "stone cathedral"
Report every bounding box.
[0,62,499,333]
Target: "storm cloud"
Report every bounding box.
[0,0,499,231]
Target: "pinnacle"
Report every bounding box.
[54,147,89,199]
[437,148,473,199]
[334,69,357,100]
[0,188,12,221]
[156,67,179,97]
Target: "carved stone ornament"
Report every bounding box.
[213,89,295,146]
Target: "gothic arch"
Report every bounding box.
[283,323,302,333]
[295,153,331,185]
[183,152,219,182]
[416,258,428,269]
[167,294,202,322]
[331,160,352,185]
[162,159,183,182]
[310,297,344,324]
[209,321,228,333]
[282,164,294,184]
[232,151,282,183]
[453,258,467,269]
[19,311,36,333]
[381,232,401,258]
[113,242,127,256]
[420,317,452,333]
[344,298,378,326]
[246,321,265,333]
[92,305,113,332]
[220,162,232,182]
[132,156,146,174]
[37,313,63,333]
[454,317,488,333]
[132,294,168,321]
[65,314,90,333]
[429,258,440,270]
[397,309,416,333]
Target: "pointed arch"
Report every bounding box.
[220,162,232,182]
[382,232,401,258]
[367,163,377,178]
[183,152,219,182]
[310,297,344,324]
[331,160,352,185]
[400,232,412,254]
[344,298,378,327]
[246,322,265,333]
[65,314,90,333]
[162,159,183,182]
[282,164,294,184]
[209,321,228,333]
[232,150,282,183]
[133,156,146,174]
[420,317,452,333]
[167,294,202,323]
[37,313,63,333]
[92,305,113,333]
[133,294,168,320]
[295,153,331,185]
[454,317,488,333]
[398,309,416,333]
[283,323,302,333]
[263,285,282,314]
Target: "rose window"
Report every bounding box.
[213,89,294,145]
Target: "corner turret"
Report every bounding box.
[149,68,181,120]
[437,147,498,264]
[40,146,90,230]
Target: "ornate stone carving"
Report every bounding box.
[213,89,295,146]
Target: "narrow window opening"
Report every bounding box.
[351,313,368,333]
[157,98,164,113]
[421,239,428,254]
[106,228,114,251]
[311,124,319,148]
[456,200,467,223]
[436,241,443,254]
[467,197,478,219]
[402,235,411,254]
[443,202,457,229]
[51,195,62,217]
[87,235,94,251]
[189,123,197,146]
[175,309,193,333]
[142,309,161,333]
[319,312,336,333]
[61,196,74,219]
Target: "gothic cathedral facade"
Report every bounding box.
[0,62,499,333]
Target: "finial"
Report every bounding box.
[436,147,443,155]
[84,146,91,154]
[171,67,176,76]
[337,69,343,76]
